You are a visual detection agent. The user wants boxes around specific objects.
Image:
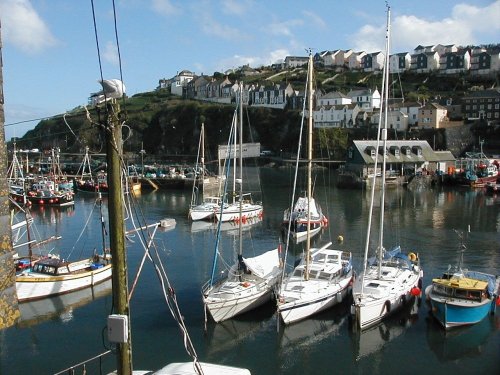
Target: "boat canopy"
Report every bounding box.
[368,246,413,268]
[243,249,280,278]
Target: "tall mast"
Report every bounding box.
[377,5,391,278]
[201,123,205,184]
[238,82,244,258]
[305,51,313,281]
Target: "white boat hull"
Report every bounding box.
[204,281,275,323]
[189,208,215,221]
[352,265,422,330]
[215,204,262,223]
[279,276,351,324]
[203,250,281,322]
[292,224,323,243]
[278,245,353,324]
[16,263,112,302]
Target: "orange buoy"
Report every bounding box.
[411,286,421,296]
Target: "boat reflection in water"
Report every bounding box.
[352,297,420,361]
[191,216,263,234]
[279,299,350,355]
[204,301,275,356]
[17,278,112,328]
[425,312,495,362]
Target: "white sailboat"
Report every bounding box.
[283,195,327,243]
[202,83,282,323]
[214,85,263,223]
[351,6,423,331]
[189,123,222,221]
[277,52,354,325]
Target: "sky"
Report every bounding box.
[1,0,499,140]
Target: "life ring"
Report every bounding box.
[384,300,391,313]
[408,252,417,261]
[241,282,251,288]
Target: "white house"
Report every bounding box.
[411,51,440,73]
[347,88,380,111]
[314,104,360,128]
[285,56,309,68]
[323,50,340,67]
[317,91,351,107]
[336,50,353,68]
[170,70,195,96]
[348,51,366,70]
[433,44,458,56]
[440,49,471,74]
[371,108,409,132]
[470,47,500,76]
[362,52,385,72]
[389,53,411,73]
[390,102,422,126]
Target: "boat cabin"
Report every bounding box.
[30,258,100,276]
[432,276,488,302]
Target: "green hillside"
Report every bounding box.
[10,70,500,163]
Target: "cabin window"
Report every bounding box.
[309,271,319,279]
[434,284,452,296]
[319,272,331,280]
[293,269,304,278]
[327,255,339,263]
[314,253,327,263]
[455,289,468,298]
[367,282,379,288]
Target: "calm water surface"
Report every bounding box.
[1,167,499,375]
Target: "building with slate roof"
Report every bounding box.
[344,140,455,181]
[462,89,500,123]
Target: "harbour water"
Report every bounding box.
[1,167,499,374]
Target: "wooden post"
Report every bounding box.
[105,100,133,374]
[0,18,20,330]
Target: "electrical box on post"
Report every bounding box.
[108,314,128,343]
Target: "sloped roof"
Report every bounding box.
[463,89,500,99]
[320,91,348,99]
[352,140,454,164]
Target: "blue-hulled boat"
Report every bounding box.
[426,270,500,329]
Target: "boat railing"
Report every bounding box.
[53,349,113,375]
